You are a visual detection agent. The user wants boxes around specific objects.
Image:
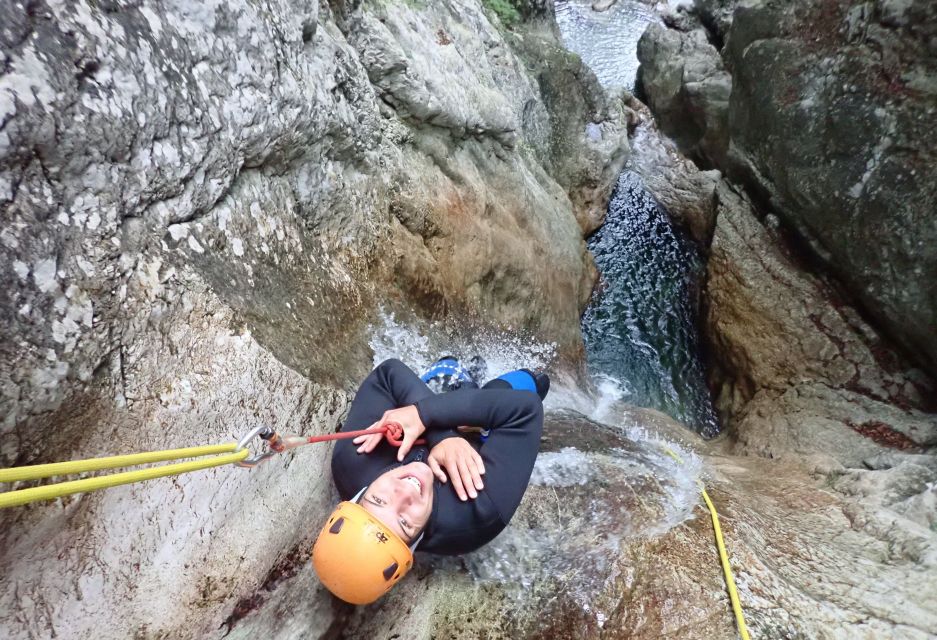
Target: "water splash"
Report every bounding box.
[463,428,703,626]
[543,372,631,424]
[529,447,602,486]
[620,427,703,537]
[368,311,556,382]
[371,314,706,626]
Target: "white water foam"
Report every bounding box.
[529,447,602,487]
[465,436,702,628]
[368,310,556,381]
[373,313,706,626]
[543,372,629,424]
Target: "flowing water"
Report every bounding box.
[367,315,703,626]
[554,0,660,91]
[583,172,719,436]
[555,1,720,436]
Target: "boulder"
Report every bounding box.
[636,23,731,168]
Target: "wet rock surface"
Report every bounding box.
[217,409,937,639]
[637,0,937,378]
[625,96,720,246]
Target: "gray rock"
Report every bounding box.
[0,1,628,637]
[637,23,731,167]
[506,28,631,234]
[0,0,629,448]
[705,182,937,465]
[639,0,937,377]
[691,0,761,42]
[0,280,351,639]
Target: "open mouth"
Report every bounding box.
[402,475,422,494]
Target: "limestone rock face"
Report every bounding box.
[638,0,937,377]
[0,1,628,637]
[634,0,937,480]
[705,182,936,465]
[0,279,351,640]
[0,0,629,443]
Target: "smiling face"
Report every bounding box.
[359,461,435,544]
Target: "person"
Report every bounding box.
[312,357,549,604]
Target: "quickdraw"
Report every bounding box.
[0,422,424,508]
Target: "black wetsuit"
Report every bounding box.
[331,359,544,555]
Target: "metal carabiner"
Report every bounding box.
[234,426,280,468]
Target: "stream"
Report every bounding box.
[557,0,720,436]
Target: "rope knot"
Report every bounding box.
[382,422,405,446]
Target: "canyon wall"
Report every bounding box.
[0,1,627,637]
[638,0,937,378]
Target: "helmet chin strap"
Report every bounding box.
[408,532,424,552]
[353,484,425,551]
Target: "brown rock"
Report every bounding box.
[218,410,937,639]
[704,183,937,465]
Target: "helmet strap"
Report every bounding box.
[352,485,368,502]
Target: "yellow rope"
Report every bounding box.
[0,444,248,509]
[700,485,751,640]
[663,446,751,640]
[0,443,241,483]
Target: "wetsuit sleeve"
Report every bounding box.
[416,389,543,521]
[331,359,434,499]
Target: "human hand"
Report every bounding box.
[352,405,427,461]
[428,437,485,501]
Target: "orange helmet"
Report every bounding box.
[312,500,414,604]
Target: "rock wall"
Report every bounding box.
[705,181,937,466]
[635,0,937,465]
[0,0,628,637]
[629,3,937,635]
[638,0,937,379]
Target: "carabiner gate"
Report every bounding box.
[235,426,279,468]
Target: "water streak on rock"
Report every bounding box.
[368,311,557,381]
